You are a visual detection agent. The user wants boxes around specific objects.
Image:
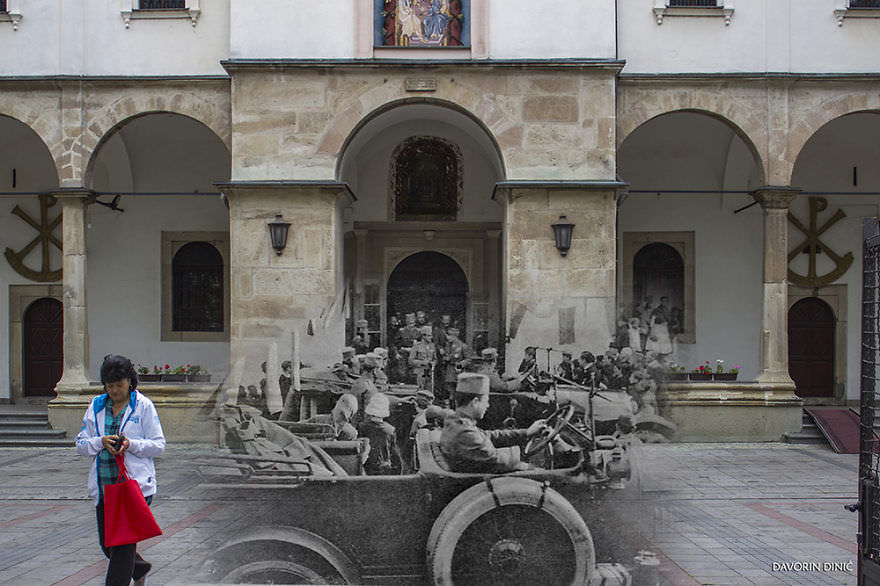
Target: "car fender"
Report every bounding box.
[212,525,361,584]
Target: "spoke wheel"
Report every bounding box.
[222,559,326,584]
[427,477,594,586]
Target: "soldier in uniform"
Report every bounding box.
[342,346,360,377]
[371,347,389,389]
[351,353,380,419]
[441,326,467,402]
[439,373,548,473]
[478,347,523,393]
[409,328,436,390]
[556,351,575,381]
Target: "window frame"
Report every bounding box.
[162,231,229,342]
[120,0,200,29]
[653,0,734,25]
[834,0,880,26]
[0,0,22,31]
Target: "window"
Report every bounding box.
[139,0,184,8]
[121,0,199,28]
[162,232,229,342]
[392,136,462,221]
[835,0,880,24]
[375,0,470,47]
[0,0,21,30]
[654,0,733,25]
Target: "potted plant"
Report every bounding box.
[164,364,187,382]
[186,364,211,383]
[665,362,688,382]
[689,361,713,381]
[713,361,740,381]
[137,364,161,383]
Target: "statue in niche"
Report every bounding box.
[393,137,461,221]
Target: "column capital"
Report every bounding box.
[751,186,800,210]
[48,188,95,201]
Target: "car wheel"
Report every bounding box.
[205,542,349,585]
[426,477,595,586]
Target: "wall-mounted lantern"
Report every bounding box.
[551,215,575,257]
[268,214,291,256]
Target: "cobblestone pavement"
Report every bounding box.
[0,442,858,585]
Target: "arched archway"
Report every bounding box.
[23,298,63,398]
[387,251,469,335]
[633,243,685,334]
[788,297,835,398]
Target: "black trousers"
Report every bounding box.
[95,497,152,586]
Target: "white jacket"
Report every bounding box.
[75,390,166,505]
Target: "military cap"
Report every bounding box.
[562,350,572,358]
[481,347,498,361]
[420,325,433,336]
[372,347,388,359]
[342,346,356,356]
[456,372,490,396]
[363,352,379,367]
[364,393,390,418]
[447,326,459,335]
[416,388,435,400]
[356,319,368,328]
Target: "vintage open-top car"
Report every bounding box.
[195,384,652,585]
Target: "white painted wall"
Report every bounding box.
[0,0,229,77]
[619,0,880,74]
[0,118,60,400]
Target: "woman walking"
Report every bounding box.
[76,354,166,586]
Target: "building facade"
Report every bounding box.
[0,0,878,441]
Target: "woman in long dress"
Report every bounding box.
[646,312,673,355]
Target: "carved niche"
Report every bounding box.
[392,136,462,221]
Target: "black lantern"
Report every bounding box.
[551,215,575,256]
[268,214,291,256]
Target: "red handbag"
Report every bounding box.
[103,453,162,547]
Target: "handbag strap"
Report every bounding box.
[113,453,129,483]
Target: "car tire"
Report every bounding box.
[204,541,349,584]
[426,477,595,586]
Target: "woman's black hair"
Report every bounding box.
[100,354,138,391]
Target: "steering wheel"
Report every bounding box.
[523,403,575,459]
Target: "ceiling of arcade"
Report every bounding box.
[617,79,880,187]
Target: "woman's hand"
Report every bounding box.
[101,434,128,455]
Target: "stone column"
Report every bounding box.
[495,181,625,373]
[753,187,799,386]
[53,190,93,394]
[219,181,354,393]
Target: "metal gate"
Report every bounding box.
[857,218,880,584]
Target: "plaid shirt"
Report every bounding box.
[97,409,125,498]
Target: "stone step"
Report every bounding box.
[0,413,50,423]
[0,428,68,439]
[0,420,52,428]
[0,438,73,447]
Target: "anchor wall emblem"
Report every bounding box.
[787,196,853,289]
[4,194,62,282]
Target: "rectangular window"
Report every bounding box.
[375,0,470,48]
[363,283,382,343]
[850,0,880,7]
[139,0,185,8]
[0,1,7,13]
[669,0,717,5]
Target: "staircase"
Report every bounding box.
[783,410,827,445]
[0,408,70,447]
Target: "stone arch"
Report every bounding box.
[788,103,880,186]
[333,95,507,181]
[618,107,765,186]
[81,87,230,185]
[84,110,230,188]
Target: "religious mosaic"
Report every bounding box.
[376,0,469,47]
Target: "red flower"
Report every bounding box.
[165,364,170,369]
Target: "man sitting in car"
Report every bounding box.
[439,373,549,473]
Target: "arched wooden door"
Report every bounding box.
[788,297,835,398]
[387,251,469,334]
[23,297,63,397]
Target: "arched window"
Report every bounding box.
[393,137,461,221]
[172,242,223,332]
[633,243,685,334]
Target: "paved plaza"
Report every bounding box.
[0,441,859,585]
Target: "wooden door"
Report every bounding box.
[788,297,835,398]
[23,297,63,397]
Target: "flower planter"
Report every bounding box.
[713,373,738,381]
[666,373,689,382]
[138,374,162,383]
[688,373,713,381]
[163,374,187,382]
[187,374,211,383]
